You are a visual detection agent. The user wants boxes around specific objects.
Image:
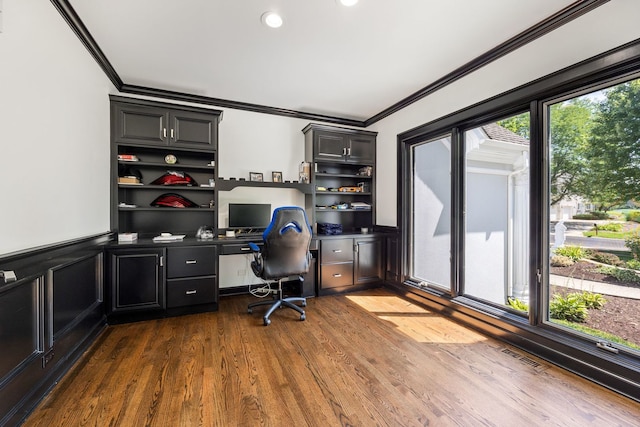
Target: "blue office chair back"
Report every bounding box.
[252,206,312,280]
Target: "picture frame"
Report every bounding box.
[249,172,263,182]
[272,171,283,182]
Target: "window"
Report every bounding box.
[546,77,640,352]
[410,135,452,292]
[464,114,530,311]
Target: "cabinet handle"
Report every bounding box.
[347,147,351,156]
[0,270,17,284]
[160,256,164,267]
[163,128,167,138]
[185,290,197,295]
[241,247,251,251]
[333,249,342,253]
[185,260,197,264]
[171,128,175,139]
[333,273,342,278]
[343,147,347,155]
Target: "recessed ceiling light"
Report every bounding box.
[337,0,359,6]
[261,12,283,28]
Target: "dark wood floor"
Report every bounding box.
[23,288,640,426]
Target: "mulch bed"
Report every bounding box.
[550,261,639,346]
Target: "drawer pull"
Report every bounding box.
[333,273,342,278]
[185,260,197,264]
[241,247,251,251]
[332,249,342,253]
[185,290,197,295]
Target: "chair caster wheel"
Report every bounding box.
[264,318,271,326]
[248,308,253,314]
[301,301,307,307]
[300,314,306,321]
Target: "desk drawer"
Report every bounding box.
[167,277,216,308]
[167,246,216,279]
[321,239,353,263]
[320,262,353,289]
[220,242,262,255]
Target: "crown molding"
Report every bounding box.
[364,0,609,126]
[52,0,608,128]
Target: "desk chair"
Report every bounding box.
[247,206,312,326]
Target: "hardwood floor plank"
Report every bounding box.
[22,288,640,427]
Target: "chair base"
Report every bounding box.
[247,280,306,326]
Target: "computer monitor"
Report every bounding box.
[228,203,271,230]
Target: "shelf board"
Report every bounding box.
[118,160,214,171]
[315,173,372,179]
[217,179,312,193]
[315,208,372,213]
[118,184,215,191]
[118,207,215,212]
[316,191,371,195]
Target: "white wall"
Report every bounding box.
[0,0,114,255]
[370,0,640,227]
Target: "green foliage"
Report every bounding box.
[626,258,640,270]
[550,255,574,267]
[626,211,640,223]
[554,245,587,262]
[507,297,529,312]
[549,294,588,322]
[548,99,596,206]
[595,222,623,232]
[585,80,640,206]
[587,250,623,266]
[624,232,640,260]
[552,319,640,350]
[597,266,640,283]
[570,291,606,310]
[497,113,530,140]
[573,211,610,220]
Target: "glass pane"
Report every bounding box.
[411,136,451,291]
[547,77,640,352]
[464,115,530,311]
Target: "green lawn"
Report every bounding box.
[582,230,635,239]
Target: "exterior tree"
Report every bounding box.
[586,80,640,207]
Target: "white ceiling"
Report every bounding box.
[69,0,578,121]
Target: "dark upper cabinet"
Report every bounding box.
[305,125,376,164]
[111,96,221,150]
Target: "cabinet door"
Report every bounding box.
[354,238,383,285]
[170,110,217,149]
[347,134,375,164]
[314,131,347,161]
[109,248,165,313]
[385,235,401,284]
[113,103,169,146]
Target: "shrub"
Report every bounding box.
[597,266,640,283]
[549,294,588,322]
[626,259,640,270]
[507,297,528,312]
[594,222,623,232]
[626,210,640,223]
[573,211,610,220]
[551,255,574,267]
[624,232,640,260]
[554,245,587,262]
[587,251,623,266]
[569,291,606,310]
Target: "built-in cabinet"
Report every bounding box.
[108,247,165,314]
[304,124,382,295]
[107,96,222,322]
[318,236,383,295]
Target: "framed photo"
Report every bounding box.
[272,171,283,182]
[249,172,263,182]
